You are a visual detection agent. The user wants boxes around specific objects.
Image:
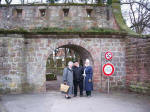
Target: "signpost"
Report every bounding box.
[103,51,114,94]
[103,63,114,94]
[105,51,113,60]
[103,63,114,76]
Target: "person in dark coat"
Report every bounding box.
[63,61,74,99]
[73,61,84,97]
[83,59,93,96]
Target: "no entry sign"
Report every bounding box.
[105,51,113,60]
[103,63,114,76]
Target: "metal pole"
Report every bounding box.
[108,76,110,94]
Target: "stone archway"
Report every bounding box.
[45,44,94,91]
[43,39,101,92]
[59,44,94,65]
[24,38,101,93]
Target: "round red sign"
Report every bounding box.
[103,63,114,76]
[105,51,113,60]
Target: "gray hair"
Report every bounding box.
[68,61,73,66]
[85,59,90,63]
[85,59,90,66]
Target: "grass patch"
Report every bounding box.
[46,73,57,81]
[30,27,127,35]
[0,27,127,35]
[128,82,150,95]
[129,85,149,94]
[0,28,28,34]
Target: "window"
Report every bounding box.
[63,9,69,17]
[16,9,22,18]
[40,9,46,17]
[86,9,93,17]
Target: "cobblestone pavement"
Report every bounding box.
[0,91,150,112]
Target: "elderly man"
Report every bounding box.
[73,61,84,97]
[63,61,74,99]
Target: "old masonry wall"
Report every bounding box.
[0,5,118,30]
[0,34,126,94]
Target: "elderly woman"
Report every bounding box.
[63,61,74,99]
[83,59,93,97]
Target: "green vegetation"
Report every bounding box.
[46,73,57,81]
[46,58,55,68]
[0,27,127,35]
[0,28,28,34]
[56,59,62,67]
[129,82,150,95]
[107,0,112,5]
[31,27,123,34]
[112,0,120,3]
[0,88,11,94]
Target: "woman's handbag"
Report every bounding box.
[60,84,70,93]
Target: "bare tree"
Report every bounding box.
[5,0,13,5]
[121,0,150,34]
[47,0,57,3]
[20,0,25,4]
[63,0,74,3]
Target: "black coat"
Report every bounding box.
[73,66,84,81]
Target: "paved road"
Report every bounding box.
[0,91,150,112]
[46,75,62,91]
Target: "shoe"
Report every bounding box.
[68,96,71,99]
[65,95,71,99]
[65,95,69,99]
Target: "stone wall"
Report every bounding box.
[0,35,26,94]
[126,37,150,87]
[0,34,126,94]
[0,5,118,30]
[101,38,126,90]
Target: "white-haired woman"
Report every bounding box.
[83,59,93,96]
[63,61,74,99]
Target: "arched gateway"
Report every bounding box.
[23,37,102,93]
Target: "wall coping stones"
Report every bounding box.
[0,3,106,7]
[0,33,150,40]
[0,33,149,39]
[0,33,128,39]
